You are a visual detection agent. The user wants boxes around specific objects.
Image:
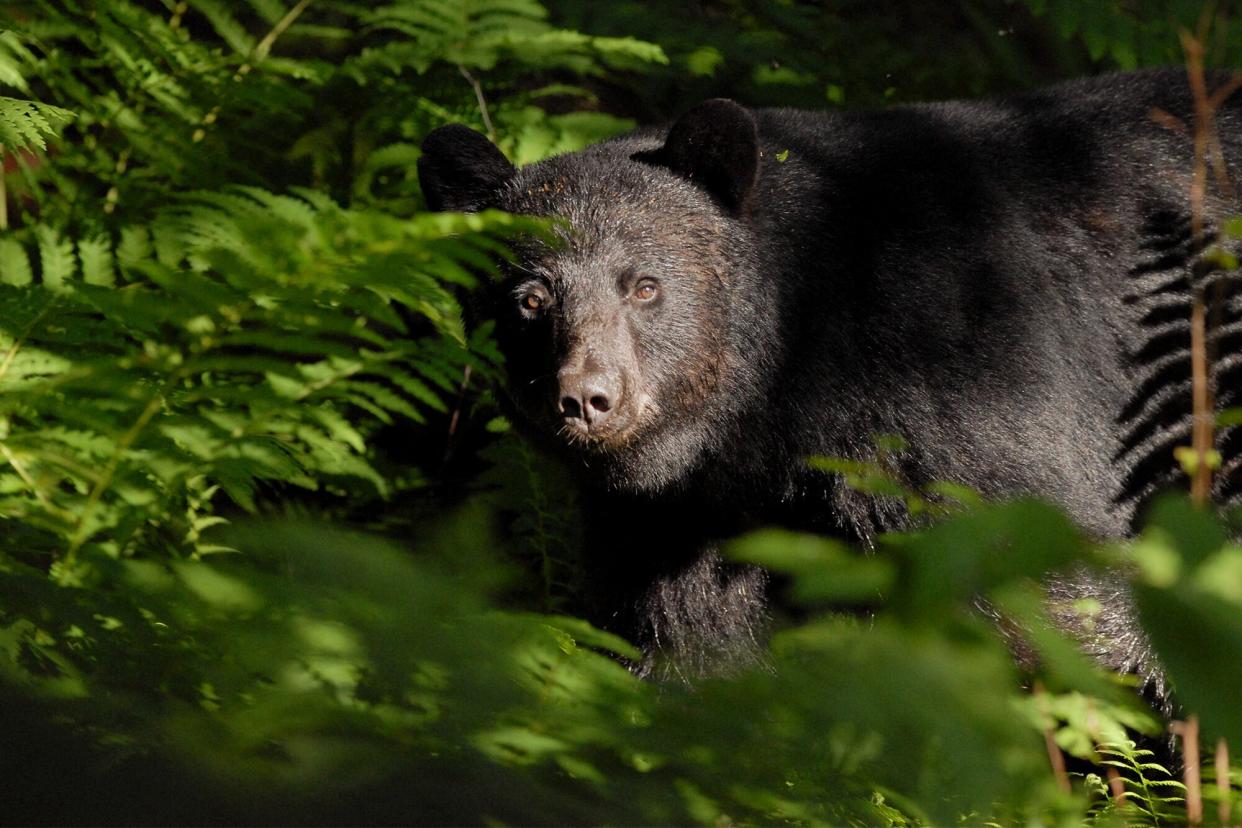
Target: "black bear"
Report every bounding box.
[419,69,1241,685]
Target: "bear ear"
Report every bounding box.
[418,124,516,212]
[634,99,759,212]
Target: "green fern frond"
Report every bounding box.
[34,225,75,287]
[186,0,258,56]
[0,6,667,810]
[0,184,541,564]
[0,237,33,285]
[0,96,73,153]
[0,30,35,92]
[353,0,664,77]
[78,236,116,287]
[364,0,550,71]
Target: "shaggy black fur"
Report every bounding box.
[419,69,1242,687]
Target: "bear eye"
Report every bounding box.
[633,279,659,302]
[517,285,550,318]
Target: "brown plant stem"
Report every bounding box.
[253,0,313,62]
[1174,717,1204,825]
[0,150,7,232]
[1218,738,1232,827]
[1180,29,1217,507]
[1035,682,1071,794]
[458,65,496,142]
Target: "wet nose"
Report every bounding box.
[558,369,621,427]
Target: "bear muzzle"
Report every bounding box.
[556,364,636,444]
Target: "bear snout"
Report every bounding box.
[557,364,625,435]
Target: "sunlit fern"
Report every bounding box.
[0,189,542,572]
[1083,741,1186,827]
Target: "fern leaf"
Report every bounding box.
[295,424,388,494]
[0,96,74,153]
[230,185,321,228]
[362,0,550,71]
[0,31,35,92]
[35,225,75,287]
[387,371,449,413]
[0,346,73,389]
[241,0,288,24]
[188,0,258,55]
[355,141,423,201]
[306,406,367,454]
[116,226,153,278]
[337,379,426,423]
[588,35,669,69]
[0,237,32,286]
[78,236,116,287]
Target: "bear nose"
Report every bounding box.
[558,370,620,428]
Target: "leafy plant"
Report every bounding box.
[2,2,1241,826]
[1082,741,1185,826]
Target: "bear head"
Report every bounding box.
[418,101,778,494]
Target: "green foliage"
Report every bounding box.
[358,0,665,74]
[0,1,678,818]
[1,1,1241,825]
[0,0,662,565]
[0,31,74,164]
[0,503,1082,825]
[15,485,1238,825]
[0,198,542,569]
[0,96,73,153]
[0,30,36,91]
[1081,741,1185,826]
[1131,498,1242,749]
[552,0,1242,124]
[1017,0,1242,69]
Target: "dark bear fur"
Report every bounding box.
[419,69,1242,686]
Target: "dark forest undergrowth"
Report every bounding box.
[1,2,1241,824]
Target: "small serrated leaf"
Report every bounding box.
[0,237,33,285]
